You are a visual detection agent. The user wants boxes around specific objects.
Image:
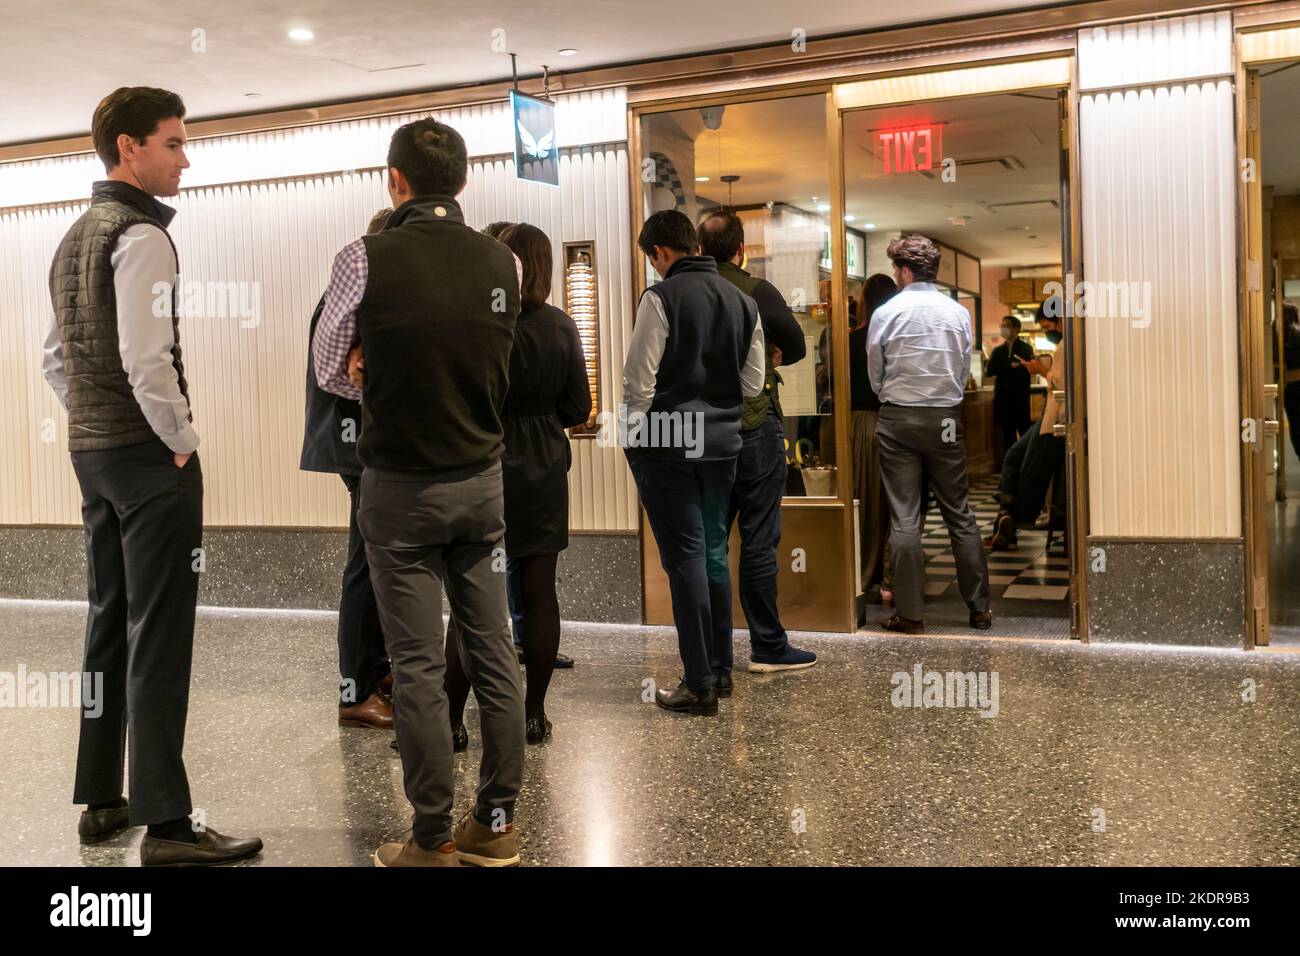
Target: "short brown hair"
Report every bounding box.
[366,208,394,235]
[886,234,941,283]
[91,87,187,171]
[500,222,553,311]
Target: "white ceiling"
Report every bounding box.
[0,0,1036,147]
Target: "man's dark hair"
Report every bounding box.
[1002,314,1023,333]
[366,208,394,235]
[885,234,941,283]
[91,87,187,171]
[698,209,744,263]
[500,222,553,312]
[638,210,696,258]
[1036,299,1062,326]
[387,118,467,196]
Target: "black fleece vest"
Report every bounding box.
[49,180,189,451]
[355,196,519,474]
[641,255,757,461]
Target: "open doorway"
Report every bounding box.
[840,90,1074,637]
[1253,60,1300,646]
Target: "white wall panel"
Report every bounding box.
[0,88,628,208]
[1078,13,1240,537]
[0,94,634,530]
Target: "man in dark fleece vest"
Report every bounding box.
[43,87,262,866]
[698,210,818,677]
[313,118,525,867]
[622,210,765,716]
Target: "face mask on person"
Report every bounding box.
[1000,326,1013,340]
[1044,329,1063,345]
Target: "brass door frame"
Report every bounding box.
[1234,19,1300,648]
[831,54,1086,639]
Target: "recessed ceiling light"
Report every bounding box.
[695,176,709,182]
[864,223,876,230]
[558,48,579,56]
[288,28,314,41]
[816,202,830,213]
[844,214,855,222]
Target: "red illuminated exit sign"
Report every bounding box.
[877,124,943,175]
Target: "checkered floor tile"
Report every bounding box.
[921,476,1069,603]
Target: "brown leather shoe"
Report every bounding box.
[373,838,459,867]
[881,613,925,634]
[970,610,993,630]
[339,692,393,730]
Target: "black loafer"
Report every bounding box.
[452,723,469,752]
[881,613,925,634]
[525,714,552,744]
[970,610,993,630]
[140,826,263,867]
[516,648,575,669]
[714,672,733,699]
[655,682,718,716]
[78,805,132,845]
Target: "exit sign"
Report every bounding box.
[878,124,943,175]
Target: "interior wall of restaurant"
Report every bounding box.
[0,89,638,531]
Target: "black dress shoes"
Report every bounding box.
[78,805,132,845]
[655,682,718,716]
[140,827,263,866]
[970,610,993,630]
[516,648,575,669]
[452,722,469,752]
[714,672,733,699]
[525,714,552,744]
[881,613,925,634]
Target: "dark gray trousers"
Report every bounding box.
[358,461,524,849]
[876,404,990,621]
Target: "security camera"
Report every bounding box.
[700,106,725,130]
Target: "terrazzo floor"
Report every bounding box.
[2,599,1298,866]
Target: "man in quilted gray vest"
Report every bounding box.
[43,87,261,866]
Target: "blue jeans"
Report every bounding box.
[629,454,737,693]
[727,416,789,660]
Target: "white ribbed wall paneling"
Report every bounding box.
[1,141,635,530]
[1078,12,1240,537]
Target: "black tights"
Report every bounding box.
[445,553,561,724]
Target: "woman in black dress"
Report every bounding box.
[444,222,592,746]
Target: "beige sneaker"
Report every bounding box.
[373,838,459,867]
[453,812,520,867]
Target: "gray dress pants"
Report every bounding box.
[358,461,524,849]
[876,404,990,622]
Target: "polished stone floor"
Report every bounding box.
[2,599,1298,866]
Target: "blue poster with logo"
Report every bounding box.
[511,90,559,186]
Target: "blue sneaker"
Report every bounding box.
[747,645,817,674]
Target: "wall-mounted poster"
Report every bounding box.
[511,90,558,186]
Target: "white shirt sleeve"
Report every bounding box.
[867,310,888,397]
[42,311,69,411]
[741,314,766,398]
[622,292,670,417]
[112,223,200,454]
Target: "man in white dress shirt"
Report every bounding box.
[44,87,261,865]
[867,234,991,633]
